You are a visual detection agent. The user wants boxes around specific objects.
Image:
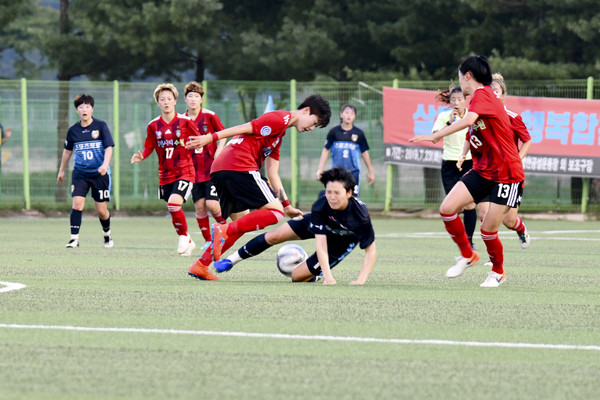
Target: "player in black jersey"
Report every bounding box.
[214,167,377,285]
[57,94,115,248]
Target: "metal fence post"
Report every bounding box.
[383,79,398,212]
[290,79,298,206]
[113,80,120,210]
[581,76,594,213]
[21,78,30,209]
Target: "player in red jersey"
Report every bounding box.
[410,56,525,287]
[185,94,331,281]
[131,83,200,257]
[184,81,228,246]
[461,73,532,258]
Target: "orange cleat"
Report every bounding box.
[188,259,220,281]
[211,223,229,261]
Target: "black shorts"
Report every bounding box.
[71,170,111,202]
[159,180,193,203]
[441,159,473,194]
[461,170,523,208]
[288,213,358,275]
[191,180,219,203]
[211,170,276,220]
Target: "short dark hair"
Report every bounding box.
[319,167,356,193]
[298,94,331,128]
[184,81,204,97]
[74,94,94,108]
[459,55,492,86]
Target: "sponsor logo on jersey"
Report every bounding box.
[260,126,272,136]
[351,134,358,142]
[91,130,100,139]
[165,129,172,135]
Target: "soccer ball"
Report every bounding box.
[276,244,308,277]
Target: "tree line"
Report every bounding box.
[1,0,599,82]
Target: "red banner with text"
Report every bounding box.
[383,87,600,177]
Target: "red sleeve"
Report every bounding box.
[250,111,289,137]
[511,114,531,143]
[142,125,155,159]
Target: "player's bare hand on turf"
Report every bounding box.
[323,278,337,285]
[131,151,143,164]
[186,135,210,149]
[284,205,303,218]
[349,280,365,285]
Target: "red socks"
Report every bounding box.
[511,216,526,235]
[196,213,212,241]
[212,211,226,224]
[440,212,473,258]
[226,209,284,236]
[481,229,504,274]
[168,203,188,236]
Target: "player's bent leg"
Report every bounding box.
[265,223,301,245]
[291,261,316,282]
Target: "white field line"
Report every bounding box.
[0,323,598,352]
[0,281,26,293]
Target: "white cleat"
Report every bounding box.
[177,235,192,254]
[445,251,480,278]
[480,271,506,288]
[518,228,530,249]
[66,239,79,248]
[180,238,196,257]
[103,233,114,248]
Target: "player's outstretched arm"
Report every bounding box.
[410,112,478,144]
[186,122,253,150]
[350,242,376,285]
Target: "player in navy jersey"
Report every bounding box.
[131,83,200,257]
[316,103,375,196]
[214,167,377,285]
[57,94,115,248]
[185,94,331,281]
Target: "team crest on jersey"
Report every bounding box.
[176,129,181,138]
[203,124,208,133]
[155,131,162,139]
[91,130,100,139]
[351,134,358,142]
[260,126,272,136]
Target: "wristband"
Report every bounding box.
[211,133,219,142]
[281,199,291,207]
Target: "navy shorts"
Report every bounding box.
[461,170,523,208]
[211,170,276,220]
[192,180,219,203]
[159,180,193,203]
[71,171,111,202]
[288,214,358,276]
